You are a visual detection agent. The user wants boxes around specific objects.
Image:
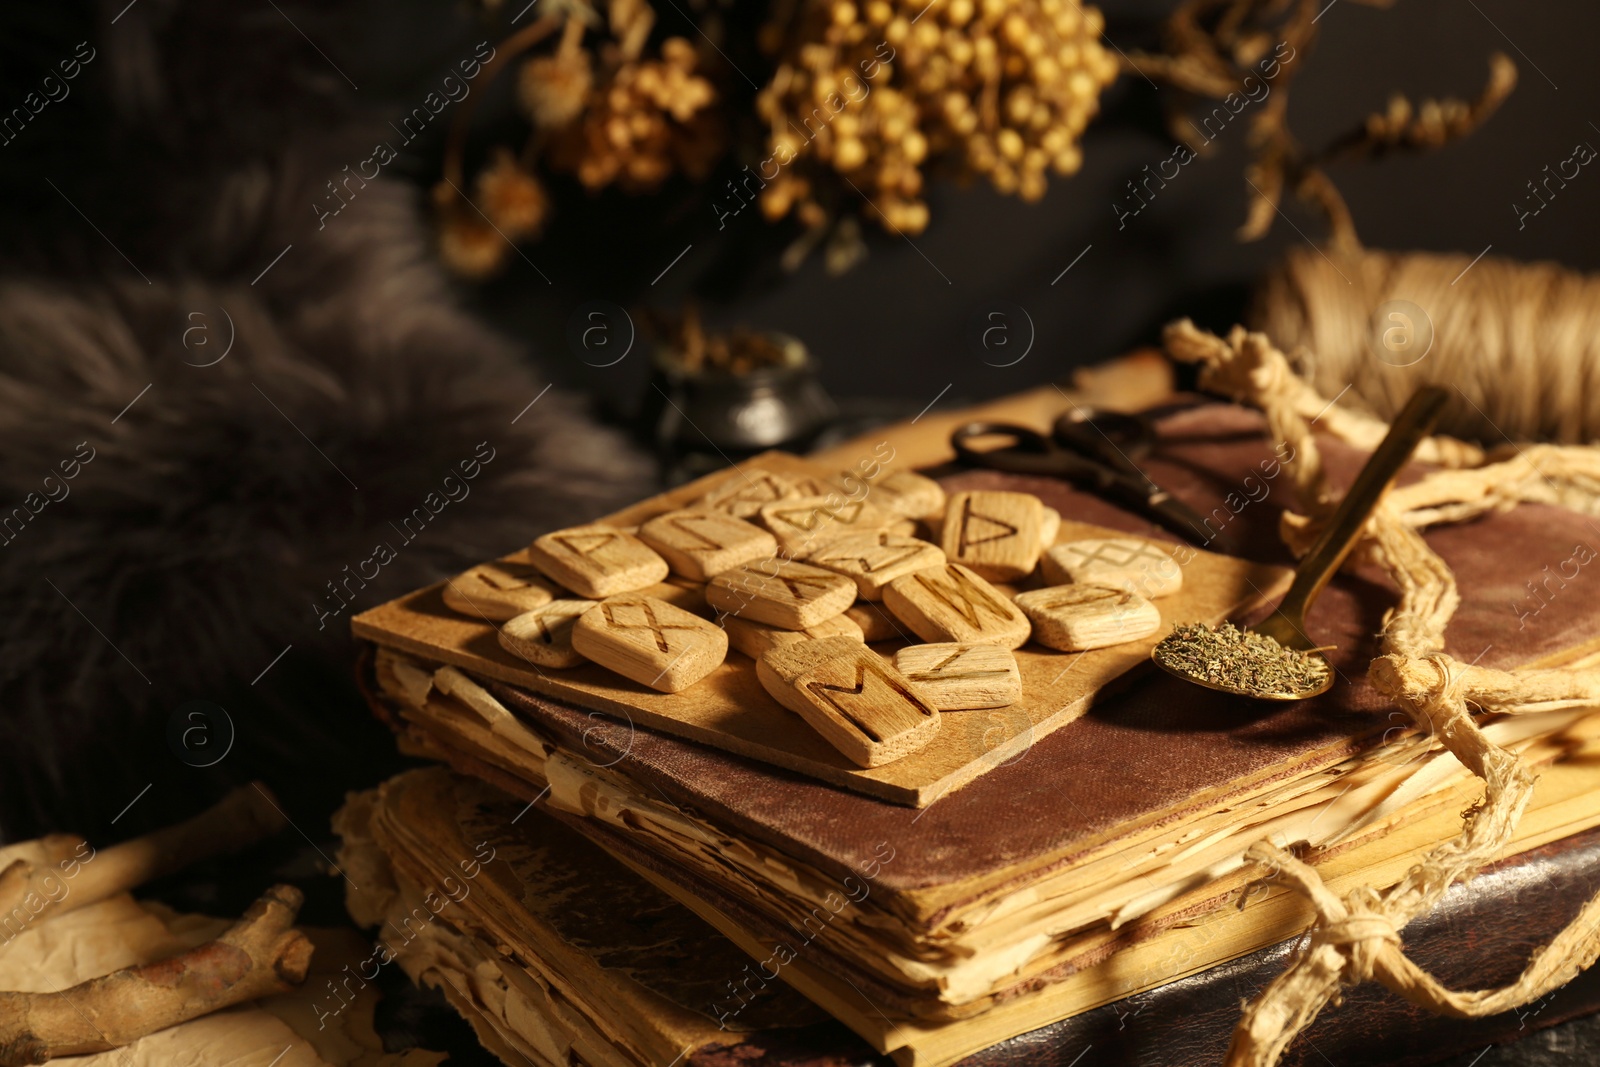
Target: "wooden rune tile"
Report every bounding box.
[882,563,1032,648]
[758,496,896,554]
[787,472,858,500]
[441,561,558,622]
[719,612,864,659]
[704,559,857,630]
[1041,537,1184,598]
[1038,505,1061,549]
[695,470,802,518]
[570,595,728,692]
[804,532,947,600]
[498,598,598,668]
[870,469,946,520]
[633,575,710,616]
[1014,584,1161,651]
[637,509,779,581]
[788,469,944,521]
[939,491,1044,582]
[526,525,670,599]
[892,643,1021,710]
[756,637,941,767]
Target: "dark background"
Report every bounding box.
[373,0,1600,415]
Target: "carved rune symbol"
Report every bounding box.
[1038,588,1129,611]
[477,571,536,592]
[555,531,619,559]
[956,498,1018,552]
[777,574,838,599]
[906,647,1011,684]
[1064,540,1168,568]
[774,500,864,531]
[817,537,923,574]
[915,570,1013,628]
[602,600,696,652]
[805,660,932,740]
[733,473,788,503]
[518,604,588,645]
[665,515,728,551]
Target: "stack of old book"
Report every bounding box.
[340,399,1600,1066]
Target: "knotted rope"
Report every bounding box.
[1163,318,1600,1067]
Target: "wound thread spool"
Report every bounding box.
[1248,246,1600,444]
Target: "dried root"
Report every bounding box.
[0,885,313,1066]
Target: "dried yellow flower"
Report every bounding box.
[475,149,549,239]
[434,188,510,279]
[437,5,728,278]
[547,36,720,192]
[757,0,1118,234]
[518,50,593,128]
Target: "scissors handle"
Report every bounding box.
[951,417,1237,553]
[949,422,1082,477]
[1053,407,1153,445]
[1051,410,1155,474]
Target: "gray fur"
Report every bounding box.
[0,1,651,838]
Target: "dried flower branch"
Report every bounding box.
[756,0,1119,236]
[545,33,721,193]
[436,0,722,278]
[1123,0,1515,251]
[1120,0,1504,252]
[1321,52,1517,162]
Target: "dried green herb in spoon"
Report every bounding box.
[1152,622,1331,698]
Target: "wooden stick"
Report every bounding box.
[0,884,314,1066]
[0,784,288,935]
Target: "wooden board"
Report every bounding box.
[353,453,1291,806]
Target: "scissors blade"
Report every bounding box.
[1141,485,1239,555]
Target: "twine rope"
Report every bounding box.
[1251,246,1600,444]
[1163,318,1600,1067]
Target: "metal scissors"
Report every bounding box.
[949,407,1227,550]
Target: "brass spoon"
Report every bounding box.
[1151,385,1449,701]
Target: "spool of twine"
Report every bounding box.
[1248,246,1600,444]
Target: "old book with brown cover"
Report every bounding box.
[353,402,1600,1064]
[341,766,1600,1067]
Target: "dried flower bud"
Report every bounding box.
[475,150,549,239]
[436,199,510,279]
[519,50,594,129]
[660,35,696,67]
